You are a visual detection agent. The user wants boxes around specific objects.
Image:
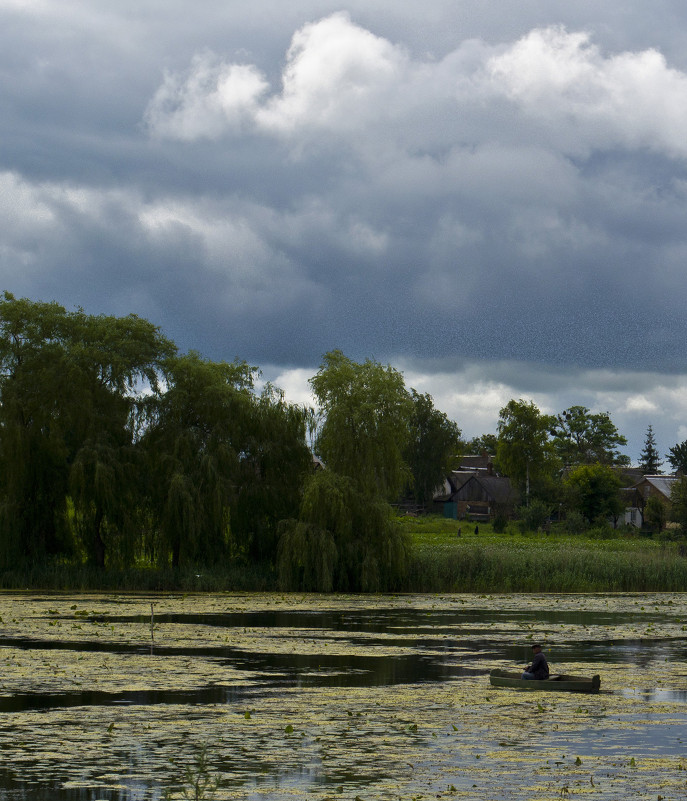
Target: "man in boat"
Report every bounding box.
[521,643,549,680]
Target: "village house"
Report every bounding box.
[434,455,518,522]
[621,474,678,527]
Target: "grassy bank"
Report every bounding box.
[402,515,687,592]
[2,516,686,593]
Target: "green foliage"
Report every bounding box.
[666,440,687,474]
[670,476,687,536]
[231,384,314,562]
[0,293,174,568]
[644,494,667,534]
[549,405,629,466]
[142,352,256,567]
[179,745,220,800]
[564,462,624,525]
[277,470,410,592]
[516,499,551,533]
[492,512,508,533]
[310,350,412,501]
[638,424,662,474]
[0,293,313,573]
[496,399,558,501]
[278,351,415,591]
[404,389,461,508]
[465,433,498,455]
[563,511,586,534]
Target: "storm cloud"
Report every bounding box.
[2,2,687,459]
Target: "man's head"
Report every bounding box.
[532,643,542,653]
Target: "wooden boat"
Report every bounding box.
[489,668,601,693]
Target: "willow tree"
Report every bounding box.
[277,470,408,592]
[310,350,413,500]
[278,350,412,591]
[0,293,173,567]
[67,310,174,567]
[232,383,313,563]
[0,296,74,562]
[142,352,256,568]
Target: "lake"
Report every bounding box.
[0,591,686,799]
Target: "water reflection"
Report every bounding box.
[0,775,162,801]
[43,606,685,631]
[3,605,687,709]
[3,596,687,800]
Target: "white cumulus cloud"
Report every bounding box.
[145,16,687,164]
[486,26,687,157]
[145,53,268,140]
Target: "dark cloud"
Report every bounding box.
[2,2,687,459]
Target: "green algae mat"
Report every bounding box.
[0,592,686,800]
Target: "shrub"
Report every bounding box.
[492,513,508,534]
[563,511,586,534]
[517,499,550,533]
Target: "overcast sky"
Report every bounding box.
[3,1,687,462]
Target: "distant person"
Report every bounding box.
[522,643,549,680]
[457,526,462,537]
[474,524,479,535]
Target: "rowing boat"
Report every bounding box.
[489,668,601,693]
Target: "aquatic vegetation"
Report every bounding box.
[0,592,686,798]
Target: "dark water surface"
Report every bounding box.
[3,604,686,706]
[1,595,686,800]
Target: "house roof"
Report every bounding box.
[458,454,494,471]
[447,470,479,492]
[632,475,678,499]
[473,475,518,505]
[450,473,518,505]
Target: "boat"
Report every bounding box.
[489,668,601,693]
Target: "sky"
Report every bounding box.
[2,1,687,463]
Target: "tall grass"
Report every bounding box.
[406,541,687,592]
[2,516,686,593]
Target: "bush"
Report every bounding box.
[517,499,550,533]
[563,511,586,535]
[492,513,509,534]
[587,524,616,540]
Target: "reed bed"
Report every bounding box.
[407,540,687,592]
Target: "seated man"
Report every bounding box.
[522,643,549,680]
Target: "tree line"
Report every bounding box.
[0,295,459,589]
[477,399,687,534]
[3,293,686,590]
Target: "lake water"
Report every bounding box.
[0,592,686,799]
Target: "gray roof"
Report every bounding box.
[450,474,518,505]
[633,475,678,499]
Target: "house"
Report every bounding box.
[436,467,518,522]
[622,475,678,527]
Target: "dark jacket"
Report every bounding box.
[527,651,549,679]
